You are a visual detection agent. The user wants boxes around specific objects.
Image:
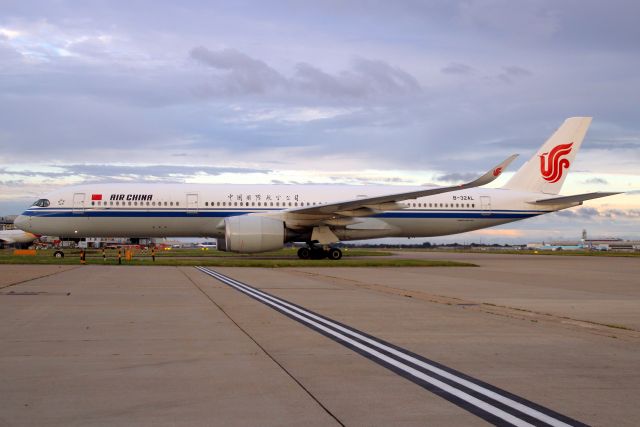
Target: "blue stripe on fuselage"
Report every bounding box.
[21,208,546,220]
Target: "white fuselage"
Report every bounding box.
[15,183,569,241]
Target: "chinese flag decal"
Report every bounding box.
[91,194,102,201]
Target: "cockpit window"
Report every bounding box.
[32,199,50,207]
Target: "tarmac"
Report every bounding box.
[0,252,638,426]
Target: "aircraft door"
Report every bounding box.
[480,196,491,216]
[186,193,198,214]
[73,193,86,214]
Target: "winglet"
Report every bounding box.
[284,153,519,216]
[464,154,518,188]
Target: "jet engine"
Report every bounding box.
[224,216,285,253]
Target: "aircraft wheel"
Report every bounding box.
[310,248,327,259]
[53,250,64,258]
[327,248,342,260]
[297,247,311,259]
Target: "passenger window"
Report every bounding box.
[205,202,208,206]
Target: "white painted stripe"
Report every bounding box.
[199,267,572,426]
[198,267,553,426]
[202,267,578,426]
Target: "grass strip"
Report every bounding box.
[403,249,640,257]
[0,254,474,268]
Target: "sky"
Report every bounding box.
[0,0,639,243]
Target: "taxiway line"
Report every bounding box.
[196,266,586,427]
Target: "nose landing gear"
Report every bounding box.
[297,244,342,260]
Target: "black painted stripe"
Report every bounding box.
[196,267,587,427]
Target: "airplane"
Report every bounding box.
[15,117,620,260]
[0,229,39,249]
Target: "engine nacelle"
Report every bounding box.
[216,237,227,252]
[224,216,285,253]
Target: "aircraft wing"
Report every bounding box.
[283,154,518,218]
[531,192,622,205]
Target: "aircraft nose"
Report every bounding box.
[14,215,30,231]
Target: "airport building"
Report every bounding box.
[527,230,640,251]
[0,215,17,229]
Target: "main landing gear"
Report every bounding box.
[297,244,342,260]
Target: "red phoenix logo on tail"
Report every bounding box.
[539,142,573,183]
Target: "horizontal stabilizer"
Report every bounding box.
[532,192,621,205]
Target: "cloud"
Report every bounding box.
[190,47,286,95]
[190,46,421,100]
[0,164,270,184]
[601,208,640,219]
[496,65,533,83]
[348,57,421,96]
[436,172,478,183]
[457,0,561,41]
[554,206,640,220]
[554,207,599,219]
[471,228,525,237]
[441,62,476,75]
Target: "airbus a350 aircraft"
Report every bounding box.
[15,117,619,259]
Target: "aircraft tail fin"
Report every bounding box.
[502,117,592,194]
